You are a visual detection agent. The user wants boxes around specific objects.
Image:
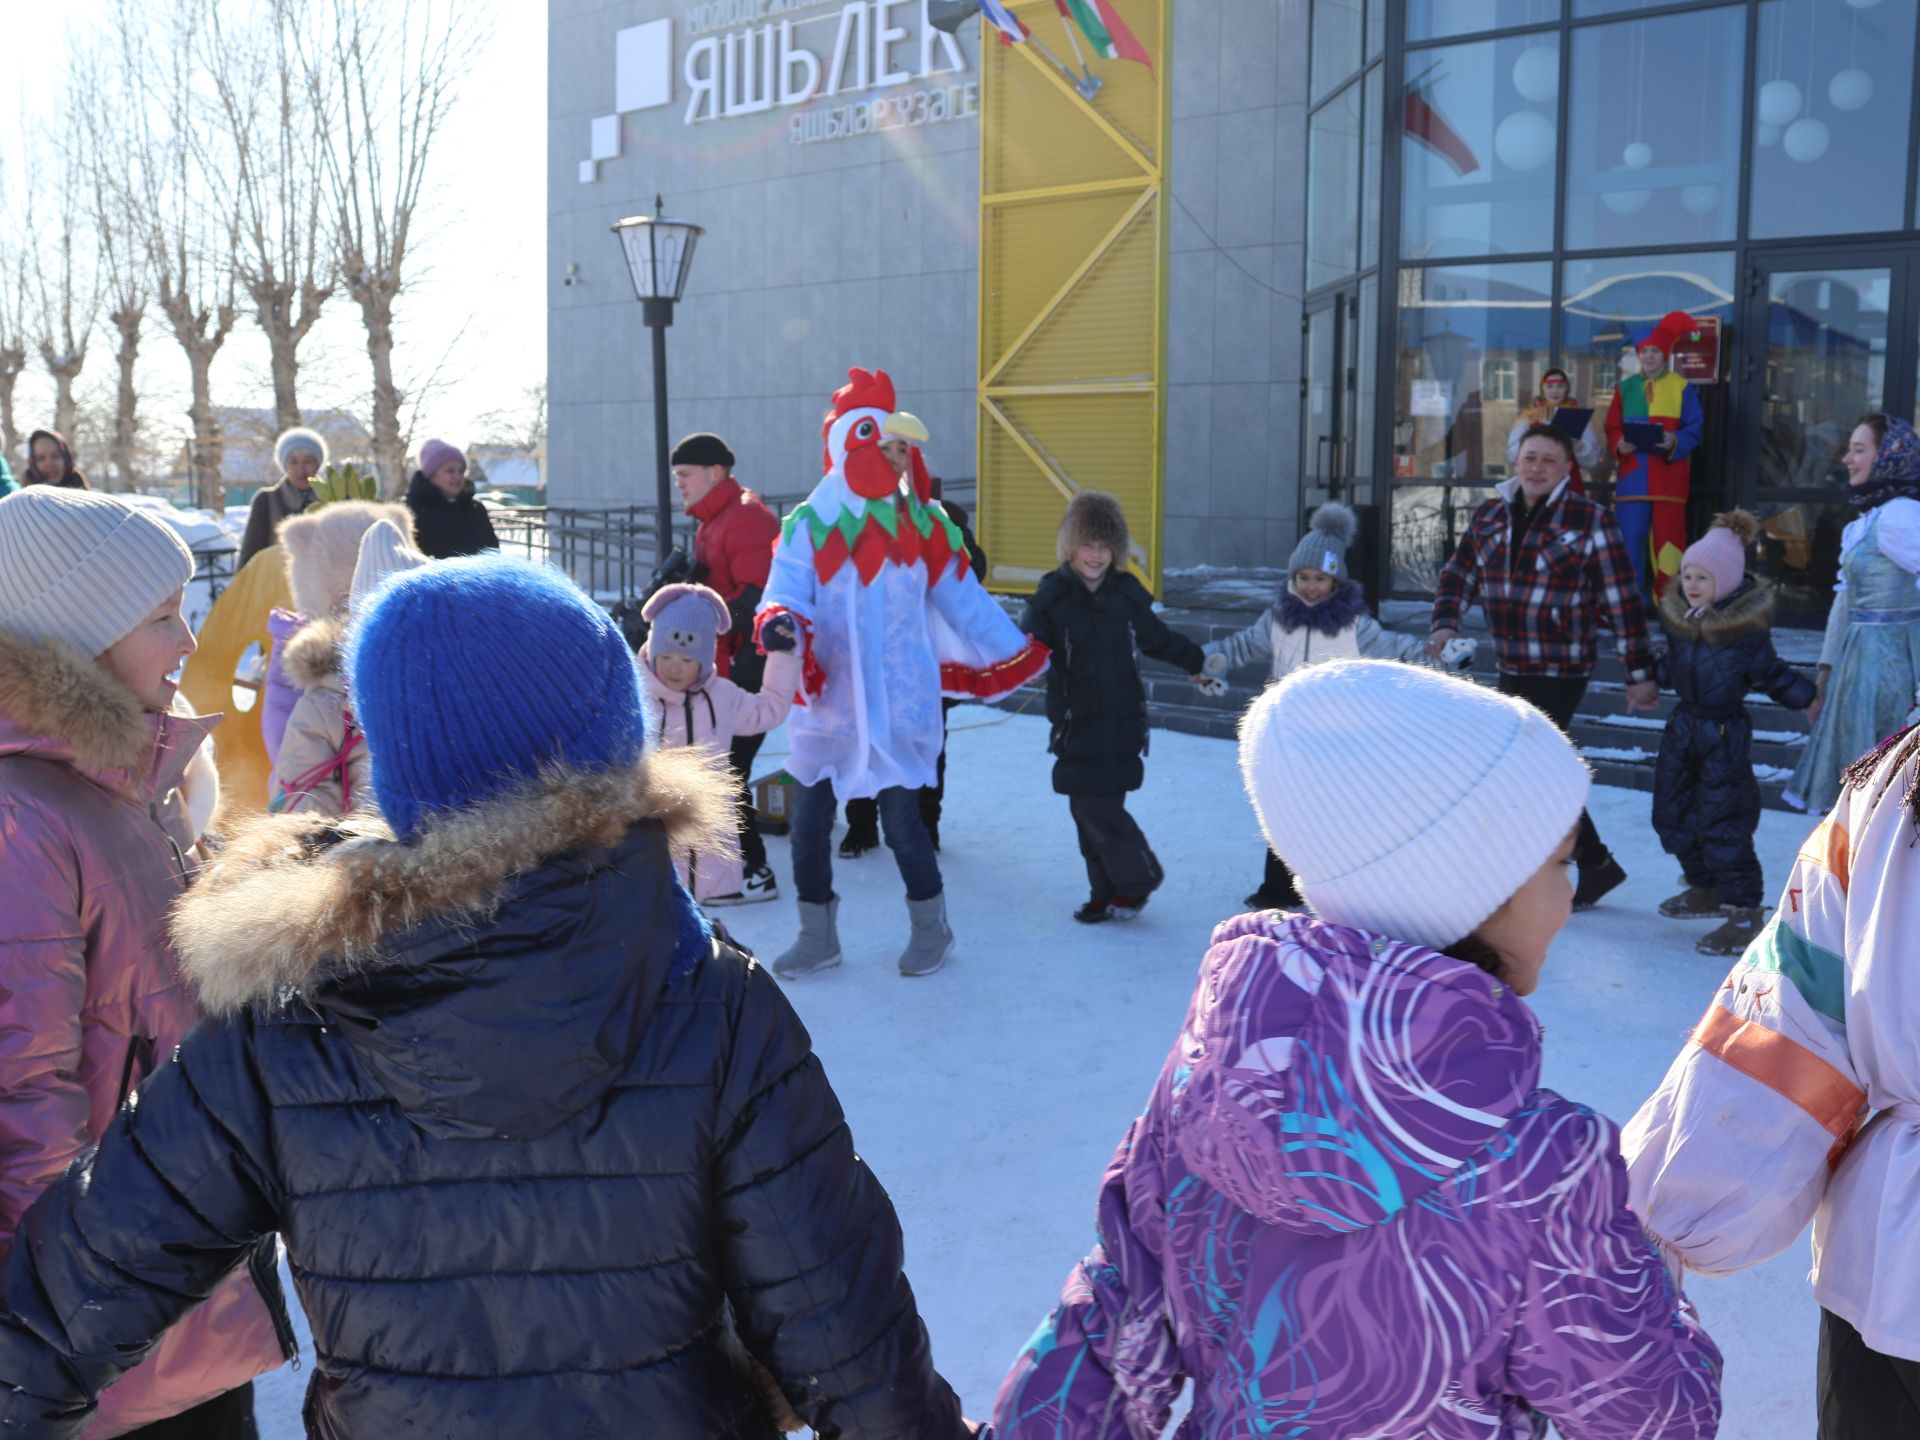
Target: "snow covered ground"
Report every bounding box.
[255,708,1818,1437]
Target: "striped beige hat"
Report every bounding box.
[0,488,195,656]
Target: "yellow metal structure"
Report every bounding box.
[976,0,1171,592]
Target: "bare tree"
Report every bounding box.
[0,158,30,469]
[117,0,240,510]
[476,380,546,451]
[205,0,334,437]
[75,41,148,492]
[24,122,98,443]
[296,0,481,494]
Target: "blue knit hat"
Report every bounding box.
[347,555,648,839]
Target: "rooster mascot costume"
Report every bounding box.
[755,367,1048,979]
[1605,309,1704,598]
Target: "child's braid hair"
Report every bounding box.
[1841,722,1920,841]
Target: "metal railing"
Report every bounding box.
[488,506,694,602]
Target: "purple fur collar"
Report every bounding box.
[1275,579,1369,636]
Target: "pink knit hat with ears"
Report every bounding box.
[1679,510,1761,608]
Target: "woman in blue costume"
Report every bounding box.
[1787,413,1920,813]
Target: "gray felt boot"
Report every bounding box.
[898,893,954,977]
[773,898,843,979]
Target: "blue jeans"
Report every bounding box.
[791,778,942,904]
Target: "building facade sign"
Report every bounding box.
[581,0,972,180]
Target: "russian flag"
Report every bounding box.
[980,0,1030,43]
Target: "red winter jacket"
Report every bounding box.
[689,476,781,679]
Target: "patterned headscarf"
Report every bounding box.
[1852,417,1920,512]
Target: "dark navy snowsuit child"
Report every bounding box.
[1653,577,1814,913]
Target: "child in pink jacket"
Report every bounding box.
[640,583,801,906]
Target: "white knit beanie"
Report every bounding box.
[349,517,428,612]
[275,426,329,471]
[0,488,195,657]
[1239,659,1591,948]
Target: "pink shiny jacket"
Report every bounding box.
[0,631,287,1436]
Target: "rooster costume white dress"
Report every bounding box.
[755,368,1047,979]
[755,368,1047,797]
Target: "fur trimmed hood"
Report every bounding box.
[173,745,734,1017]
[1659,575,1775,644]
[0,628,216,800]
[1276,578,1369,637]
[279,501,414,618]
[281,615,346,690]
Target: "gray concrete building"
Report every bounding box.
[547,0,1310,576]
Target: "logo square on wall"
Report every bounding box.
[616,19,674,114]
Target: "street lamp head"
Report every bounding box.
[611,195,704,304]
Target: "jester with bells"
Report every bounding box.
[1605,308,1704,598]
[755,367,1048,980]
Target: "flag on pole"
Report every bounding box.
[980,0,1030,43]
[1404,68,1479,176]
[1059,0,1151,69]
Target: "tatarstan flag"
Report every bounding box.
[1058,0,1153,70]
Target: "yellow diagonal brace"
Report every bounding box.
[987,382,1156,396]
[1008,33,1156,177]
[983,175,1148,208]
[981,186,1154,388]
[982,395,1078,504]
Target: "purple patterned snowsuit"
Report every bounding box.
[994,912,1723,1439]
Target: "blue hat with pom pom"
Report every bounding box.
[347,555,648,840]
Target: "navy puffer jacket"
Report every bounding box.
[0,751,966,1440]
[1652,578,1814,870]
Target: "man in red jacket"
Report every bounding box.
[673,432,784,903]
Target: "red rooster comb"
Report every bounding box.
[831,367,896,420]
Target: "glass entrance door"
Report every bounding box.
[1737,250,1913,622]
[1301,283,1375,521]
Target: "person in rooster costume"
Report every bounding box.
[756,367,1049,979]
[1606,310,1705,599]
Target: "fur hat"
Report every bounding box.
[641,582,730,685]
[1058,490,1130,566]
[1286,502,1357,584]
[349,518,430,613]
[1680,509,1760,611]
[279,501,416,618]
[274,427,329,471]
[1240,659,1590,949]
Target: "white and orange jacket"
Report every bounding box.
[1625,728,1920,1359]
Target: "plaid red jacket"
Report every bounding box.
[1431,479,1655,680]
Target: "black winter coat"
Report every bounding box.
[1021,566,1205,797]
[1652,579,1815,865]
[0,753,965,1440]
[405,470,501,559]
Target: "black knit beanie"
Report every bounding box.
[670,433,735,469]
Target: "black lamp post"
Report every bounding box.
[611,196,704,562]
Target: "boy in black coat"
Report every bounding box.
[1021,491,1207,922]
[0,557,972,1440]
[1652,511,1815,956]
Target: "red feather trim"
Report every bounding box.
[940,637,1050,700]
[851,523,891,584]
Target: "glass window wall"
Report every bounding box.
[1362,66,1383,269]
[1564,8,1744,251]
[1393,261,1553,482]
[1401,36,1559,260]
[1407,0,1559,44]
[1308,82,1364,291]
[1312,0,1365,104]
[1750,0,1915,240]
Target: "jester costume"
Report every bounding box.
[1605,310,1704,598]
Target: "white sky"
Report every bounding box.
[0,0,547,465]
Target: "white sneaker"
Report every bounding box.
[741,864,778,903]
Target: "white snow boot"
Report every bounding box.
[898,893,954,977]
[773,898,843,979]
